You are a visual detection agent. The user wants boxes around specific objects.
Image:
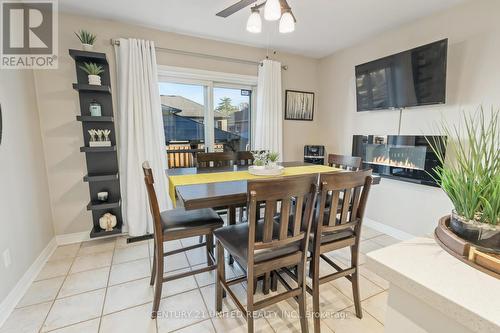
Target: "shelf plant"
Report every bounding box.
[75,30,96,51]
[427,107,499,251]
[79,62,104,86]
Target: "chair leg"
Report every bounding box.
[308,258,313,278]
[206,233,214,265]
[263,272,271,294]
[198,235,204,243]
[228,206,236,265]
[351,245,363,319]
[297,261,309,333]
[311,254,321,333]
[247,271,255,333]
[150,242,156,286]
[216,240,225,312]
[238,207,244,223]
[271,271,278,292]
[151,244,164,319]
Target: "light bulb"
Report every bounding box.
[264,0,281,21]
[279,11,295,33]
[246,9,262,33]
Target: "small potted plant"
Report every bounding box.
[75,30,96,51]
[251,151,267,169]
[80,62,104,85]
[267,151,279,169]
[428,107,499,252]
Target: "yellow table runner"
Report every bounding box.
[168,164,340,206]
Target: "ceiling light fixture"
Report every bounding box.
[279,10,294,33]
[217,0,296,34]
[264,0,281,21]
[246,7,262,33]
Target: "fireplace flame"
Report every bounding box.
[372,156,418,169]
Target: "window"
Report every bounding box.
[158,66,257,168]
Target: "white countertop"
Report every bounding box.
[366,237,500,333]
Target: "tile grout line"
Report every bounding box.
[359,289,387,326]
[189,245,219,333]
[37,242,83,333]
[97,238,118,332]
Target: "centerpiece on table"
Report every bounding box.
[429,107,499,275]
[248,151,284,176]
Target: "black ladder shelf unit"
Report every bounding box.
[70,49,123,238]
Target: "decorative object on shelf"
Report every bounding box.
[217,0,296,34]
[285,90,314,121]
[89,100,102,116]
[88,129,112,147]
[99,212,117,231]
[79,62,104,85]
[75,30,96,51]
[97,191,108,202]
[428,107,499,253]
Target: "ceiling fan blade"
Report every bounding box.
[216,0,257,18]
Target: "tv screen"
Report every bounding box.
[355,39,448,112]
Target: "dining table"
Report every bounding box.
[166,161,380,266]
[166,161,380,222]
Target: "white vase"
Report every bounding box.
[82,43,93,51]
[268,161,278,169]
[88,74,101,86]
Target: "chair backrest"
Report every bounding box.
[142,161,163,243]
[328,154,362,171]
[196,152,235,168]
[236,151,254,166]
[246,175,318,264]
[315,169,372,237]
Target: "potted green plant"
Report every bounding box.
[267,151,280,168]
[75,30,96,51]
[251,151,267,169]
[79,62,104,86]
[428,108,499,252]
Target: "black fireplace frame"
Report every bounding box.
[352,135,447,187]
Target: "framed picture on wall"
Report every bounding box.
[284,90,315,121]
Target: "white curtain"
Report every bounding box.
[254,59,283,160]
[114,38,171,236]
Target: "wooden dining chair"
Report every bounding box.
[142,161,224,318]
[195,151,236,168]
[214,175,318,333]
[309,169,372,333]
[327,154,362,170]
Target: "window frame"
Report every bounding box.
[158,65,257,152]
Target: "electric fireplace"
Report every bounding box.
[352,135,446,186]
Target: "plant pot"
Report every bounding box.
[267,162,278,169]
[253,165,265,170]
[88,74,101,86]
[82,43,94,51]
[449,210,500,253]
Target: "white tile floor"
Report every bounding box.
[1,226,399,333]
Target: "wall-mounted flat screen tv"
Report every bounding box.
[355,39,448,112]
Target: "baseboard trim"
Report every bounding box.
[364,217,414,241]
[0,237,57,328]
[55,231,89,245]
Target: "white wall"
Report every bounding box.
[317,0,500,235]
[0,70,54,301]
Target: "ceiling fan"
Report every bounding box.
[216,0,296,34]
